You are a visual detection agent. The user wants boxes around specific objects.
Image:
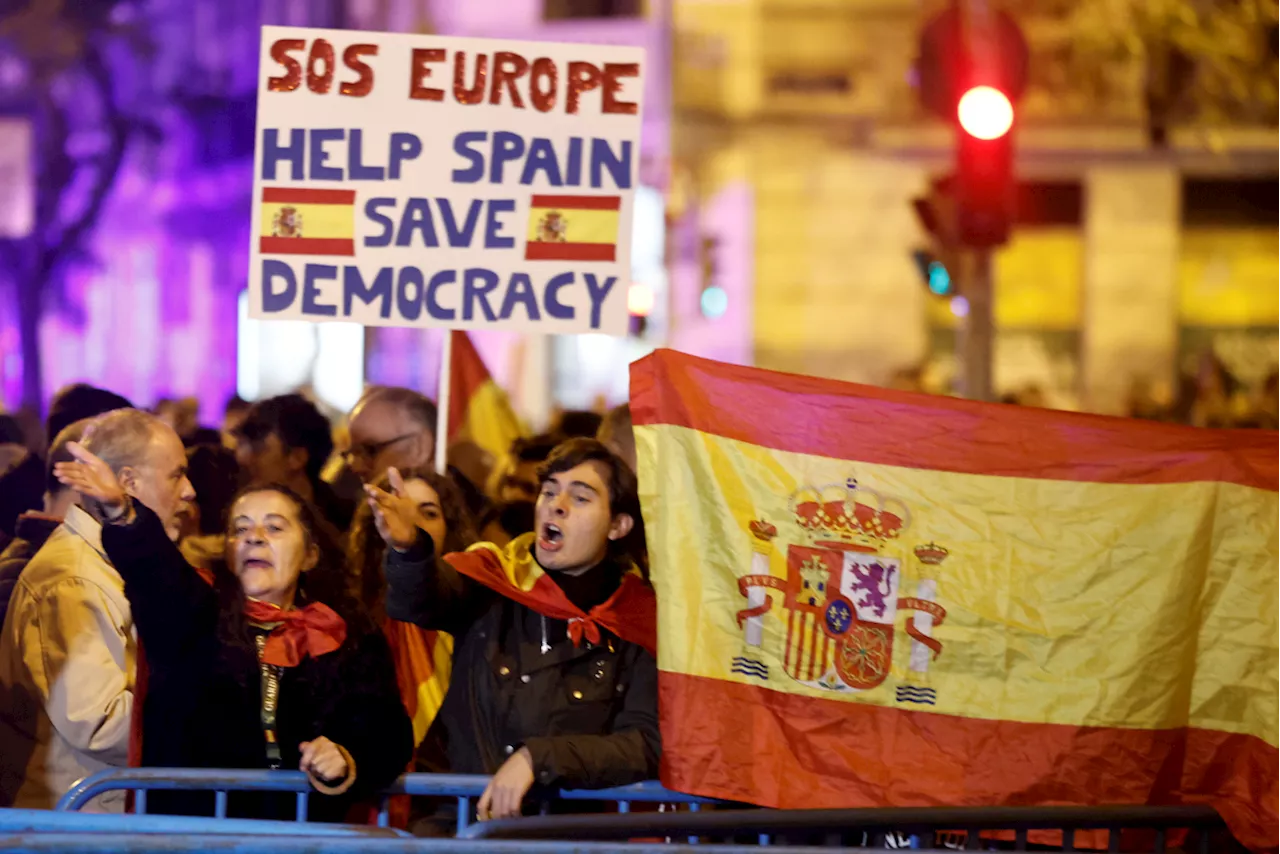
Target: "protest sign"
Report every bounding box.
[248,26,644,337]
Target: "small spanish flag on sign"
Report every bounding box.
[525,195,621,262]
[259,188,356,257]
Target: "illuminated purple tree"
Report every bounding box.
[0,0,160,413]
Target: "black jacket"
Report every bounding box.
[385,535,660,792]
[100,505,413,821]
[0,512,60,630]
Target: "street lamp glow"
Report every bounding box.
[628,282,655,317]
[957,86,1013,140]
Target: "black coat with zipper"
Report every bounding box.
[384,533,660,793]
[100,504,413,821]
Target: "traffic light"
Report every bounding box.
[699,236,728,319]
[911,178,959,297]
[957,86,1013,140]
[955,84,1014,247]
[911,249,953,296]
[917,8,1027,248]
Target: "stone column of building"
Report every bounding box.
[751,134,930,385]
[1082,165,1181,415]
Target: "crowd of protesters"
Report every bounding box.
[0,381,645,830]
[0,359,1269,831]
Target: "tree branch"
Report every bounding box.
[38,37,130,282]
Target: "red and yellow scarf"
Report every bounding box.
[444,533,657,656]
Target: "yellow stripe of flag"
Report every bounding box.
[526,195,620,245]
[260,201,355,239]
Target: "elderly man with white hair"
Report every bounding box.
[0,408,194,811]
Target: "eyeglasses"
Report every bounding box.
[341,432,418,464]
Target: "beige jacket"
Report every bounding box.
[0,505,135,811]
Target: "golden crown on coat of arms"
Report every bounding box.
[789,477,911,551]
[913,542,950,565]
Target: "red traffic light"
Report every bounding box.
[958,86,1013,140]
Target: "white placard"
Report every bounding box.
[248,26,644,337]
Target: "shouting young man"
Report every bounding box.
[367,438,657,825]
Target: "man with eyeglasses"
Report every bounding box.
[344,388,439,484]
[345,387,491,523]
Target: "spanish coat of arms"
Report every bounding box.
[272,206,303,238]
[535,211,567,243]
[734,478,948,704]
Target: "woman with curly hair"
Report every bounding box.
[55,443,412,822]
[348,467,478,751]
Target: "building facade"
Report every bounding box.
[671,0,1278,414]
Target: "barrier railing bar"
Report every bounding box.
[456,804,1227,842]
[1015,827,1028,849]
[0,832,896,854]
[455,795,470,834]
[214,790,227,819]
[134,790,146,815]
[0,809,410,839]
[58,769,714,817]
[1155,827,1166,852]
[295,792,308,824]
[375,796,390,828]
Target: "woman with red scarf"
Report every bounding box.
[55,443,412,821]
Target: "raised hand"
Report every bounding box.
[364,467,420,552]
[54,442,130,522]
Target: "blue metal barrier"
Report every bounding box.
[458,803,1228,853]
[43,769,1236,851]
[0,833,906,854]
[57,768,716,834]
[0,807,407,838]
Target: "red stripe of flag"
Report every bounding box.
[525,242,616,262]
[530,195,621,210]
[659,673,1279,853]
[259,237,355,256]
[262,187,357,205]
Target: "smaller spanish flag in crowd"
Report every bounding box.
[525,195,620,262]
[447,331,526,463]
[259,188,356,257]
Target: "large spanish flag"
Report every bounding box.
[447,330,525,462]
[631,349,1278,852]
[525,195,620,262]
[259,187,356,256]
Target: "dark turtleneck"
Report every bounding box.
[544,556,623,613]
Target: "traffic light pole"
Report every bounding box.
[961,249,994,402]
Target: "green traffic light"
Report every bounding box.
[927,261,951,295]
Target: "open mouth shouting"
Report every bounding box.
[538,522,564,553]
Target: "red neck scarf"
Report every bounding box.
[445,534,657,656]
[244,599,347,667]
